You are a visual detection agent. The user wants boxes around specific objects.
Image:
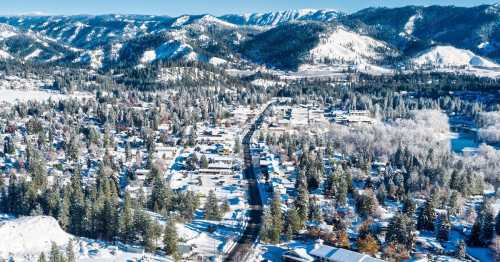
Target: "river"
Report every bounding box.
[450,126,500,153]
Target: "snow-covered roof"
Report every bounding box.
[310,245,384,262]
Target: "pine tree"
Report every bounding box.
[455,240,466,259]
[119,192,135,243]
[496,211,500,236]
[148,221,162,251]
[200,155,209,169]
[204,190,221,221]
[386,214,415,249]
[68,173,85,235]
[480,203,495,246]
[38,253,47,262]
[470,200,495,247]
[149,173,171,213]
[49,242,64,262]
[355,190,378,218]
[268,193,283,243]
[133,209,153,250]
[286,207,302,234]
[402,197,416,216]
[417,197,436,231]
[66,240,75,262]
[163,219,178,255]
[437,215,451,241]
[58,190,70,231]
[469,220,482,246]
[295,184,309,225]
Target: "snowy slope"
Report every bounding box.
[140,40,196,64]
[0,23,17,40]
[307,27,396,65]
[411,45,500,68]
[77,49,104,69]
[0,216,71,260]
[0,49,12,60]
[401,11,422,36]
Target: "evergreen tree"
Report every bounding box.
[58,190,70,231]
[267,193,283,243]
[295,184,309,225]
[417,197,436,231]
[119,192,135,243]
[286,207,302,234]
[455,240,466,259]
[68,173,85,236]
[437,215,451,241]
[402,197,416,216]
[496,211,500,236]
[149,173,171,213]
[355,190,378,218]
[49,242,64,262]
[66,240,75,262]
[469,200,495,247]
[163,219,178,255]
[38,253,47,262]
[200,155,209,169]
[204,190,221,221]
[386,214,415,249]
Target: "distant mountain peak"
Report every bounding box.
[220,9,341,26]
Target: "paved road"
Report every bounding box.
[224,103,273,262]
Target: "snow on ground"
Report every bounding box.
[0,216,71,261]
[411,45,500,69]
[78,49,105,69]
[0,49,12,60]
[0,89,92,104]
[140,41,195,64]
[109,42,123,61]
[251,78,286,88]
[0,24,17,40]
[165,120,250,259]
[195,15,237,28]
[209,57,227,66]
[24,48,43,60]
[401,12,422,36]
[172,15,190,27]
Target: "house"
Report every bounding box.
[282,248,314,262]
[310,240,384,262]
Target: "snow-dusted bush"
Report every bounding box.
[477,111,500,143]
[460,144,500,185]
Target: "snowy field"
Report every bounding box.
[0,89,92,104]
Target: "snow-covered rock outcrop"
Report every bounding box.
[0,216,72,260]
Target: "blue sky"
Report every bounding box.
[3,0,498,16]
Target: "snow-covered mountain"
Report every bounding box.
[0,5,498,77]
[411,45,500,69]
[220,9,341,26]
[307,26,397,65]
[0,23,77,63]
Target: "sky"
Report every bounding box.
[2,0,498,16]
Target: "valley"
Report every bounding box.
[0,3,499,262]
